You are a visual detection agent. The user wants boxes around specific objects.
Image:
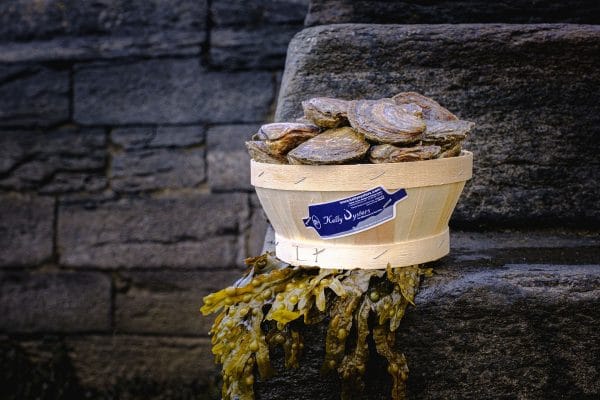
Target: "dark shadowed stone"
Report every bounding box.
[0,65,69,127]
[0,338,87,399]
[276,24,600,227]
[212,0,309,27]
[0,271,111,333]
[111,126,205,192]
[255,264,600,399]
[255,227,600,399]
[207,124,258,191]
[0,126,107,194]
[0,0,207,62]
[211,26,301,70]
[58,194,249,268]
[115,269,242,336]
[0,336,220,399]
[0,194,54,267]
[74,59,274,124]
[305,0,600,26]
[65,336,217,392]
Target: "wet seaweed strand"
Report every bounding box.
[200,253,432,400]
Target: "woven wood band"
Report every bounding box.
[274,228,450,270]
[251,151,472,191]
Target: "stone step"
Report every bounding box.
[275,24,600,227]
[305,0,600,26]
[256,228,600,399]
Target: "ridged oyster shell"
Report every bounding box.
[369,144,441,163]
[398,102,423,118]
[256,122,320,141]
[440,143,462,158]
[287,127,370,165]
[253,122,320,155]
[392,92,458,121]
[245,141,288,164]
[347,100,426,144]
[422,119,475,149]
[302,97,350,128]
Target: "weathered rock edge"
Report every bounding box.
[255,262,600,400]
[275,24,600,226]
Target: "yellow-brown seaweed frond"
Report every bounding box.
[200,253,431,400]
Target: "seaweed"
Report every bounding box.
[200,254,432,400]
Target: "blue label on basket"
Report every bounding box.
[302,186,407,239]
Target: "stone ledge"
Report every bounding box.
[256,228,600,399]
[275,24,600,226]
[263,226,600,266]
[256,264,600,399]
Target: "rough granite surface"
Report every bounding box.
[276,24,600,227]
[254,228,600,400]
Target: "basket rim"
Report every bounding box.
[251,151,473,191]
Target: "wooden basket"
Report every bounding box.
[251,151,473,269]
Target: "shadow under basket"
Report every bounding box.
[251,151,473,269]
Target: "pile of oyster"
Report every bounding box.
[246,92,474,165]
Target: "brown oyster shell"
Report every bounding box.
[369,144,441,163]
[302,97,350,128]
[258,122,320,141]
[255,122,320,155]
[245,141,288,164]
[439,143,462,158]
[347,100,426,145]
[287,127,370,165]
[421,119,475,149]
[397,102,423,118]
[392,92,458,121]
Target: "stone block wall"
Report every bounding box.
[0,1,308,398]
[2,1,599,399]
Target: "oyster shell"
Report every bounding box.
[398,102,423,118]
[439,143,462,158]
[422,119,474,149]
[302,97,350,128]
[255,122,321,155]
[392,92,458,121]
[369,144,441,163]
[245,141,288,164]
[347,100,426,145]
[287,127,370,165]
[258,122,320,141]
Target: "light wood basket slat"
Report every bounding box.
[251,151,473,269]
